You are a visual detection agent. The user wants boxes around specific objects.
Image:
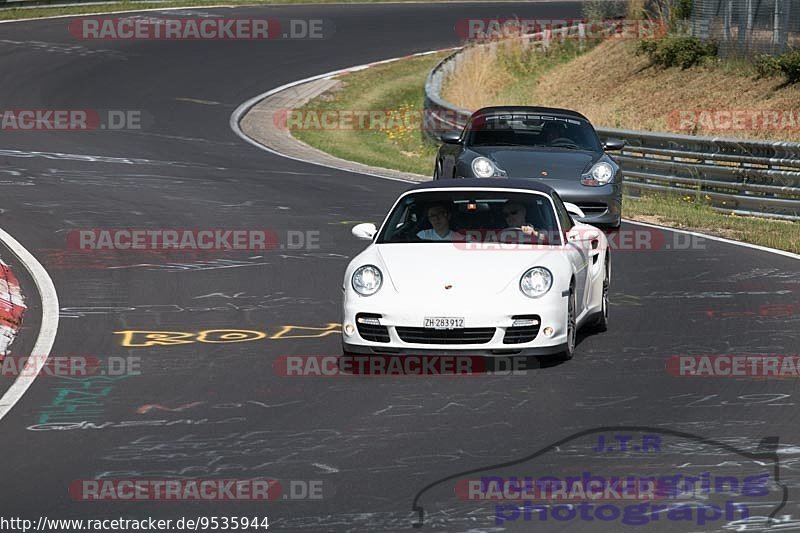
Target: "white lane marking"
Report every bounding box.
[0,228,60,421]
[0,5,237,24]
[229,49,456,184]
[0,2,546,25]
[622,218,800,261]
[0,148,158,165]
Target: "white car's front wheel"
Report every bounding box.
[590,254,610,333]
[560,287,577,360]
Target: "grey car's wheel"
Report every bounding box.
[560,288,577,360]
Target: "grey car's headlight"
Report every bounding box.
[520,267,553,298]
[471,157,497,178]
[581,162,615,186]
[352,265,383,296]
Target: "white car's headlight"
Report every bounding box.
[352,265,383,296]
[471,157,497,178]
[520,267,553,298]
[581,162,615,186]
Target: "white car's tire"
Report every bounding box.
[589,255,610,333]
[559,287,577,361]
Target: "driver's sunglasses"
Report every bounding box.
[503,209,520,216]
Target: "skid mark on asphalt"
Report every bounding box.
[107,257,272,272]
[135,400,303,415]
[60,296,327,318]
[0,39,127,59]
[0,149,228,169]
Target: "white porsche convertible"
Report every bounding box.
[342,179,610,360]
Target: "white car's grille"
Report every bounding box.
[395,327,495,345]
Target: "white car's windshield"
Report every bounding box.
[377,191,563,245]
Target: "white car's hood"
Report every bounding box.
[375,243,564,297]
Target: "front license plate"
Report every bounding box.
[424,317,464,329]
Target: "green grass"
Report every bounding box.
[624,193,800,254]
[0,0,481,21]
[496,40,595,104]
[291,53,446,176]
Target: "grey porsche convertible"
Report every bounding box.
[433,106,625,228]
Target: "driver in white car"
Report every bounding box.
[502,201,544,241]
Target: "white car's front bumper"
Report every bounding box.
[342,290,570,356]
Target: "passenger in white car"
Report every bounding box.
[416,203,463,241]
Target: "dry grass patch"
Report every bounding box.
[442,38,800,141]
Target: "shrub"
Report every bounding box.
[755,49,800,83]
[755,54,783,78]
[637,35,717,68]
[672,0,694,21]
[777,49,800,83]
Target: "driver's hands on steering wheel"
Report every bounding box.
[500,226,543,243]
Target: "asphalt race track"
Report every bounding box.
[0,2,798,531]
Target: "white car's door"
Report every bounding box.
[565,230,590,312]
[567,224,603,314]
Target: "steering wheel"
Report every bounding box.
[395,225,422,241]
[549,138,579,148]
[498,227,531,244]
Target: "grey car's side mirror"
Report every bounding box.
[603,139,625,151]
[440,131,462,144]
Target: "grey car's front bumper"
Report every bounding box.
[450,175,622,227]
[511,177,621,227]
[558,181,622,227]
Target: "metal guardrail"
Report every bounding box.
[423,35,800,221]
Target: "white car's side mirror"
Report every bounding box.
[563,202,586,219]
[567,227,599,240]
[566,228,580,242]
[352,222,377,241]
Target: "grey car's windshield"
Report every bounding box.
[376,191,563,245]
[465,113,602,151]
